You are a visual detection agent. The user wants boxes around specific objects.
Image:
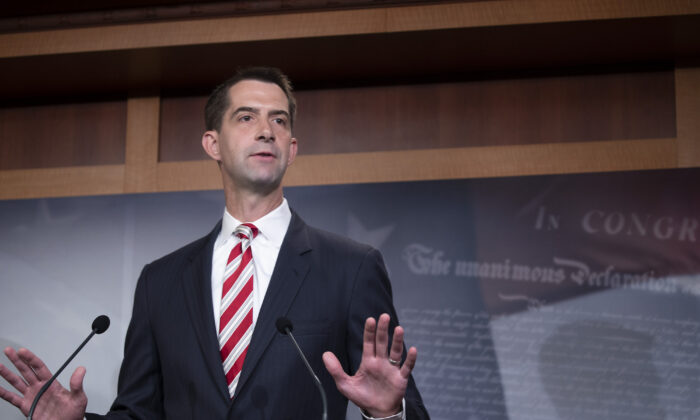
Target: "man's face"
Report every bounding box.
[203,79,297,195]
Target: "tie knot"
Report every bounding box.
[234,223,258,241]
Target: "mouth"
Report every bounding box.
[250,151,277,160]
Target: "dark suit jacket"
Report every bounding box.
[87,212,429,419]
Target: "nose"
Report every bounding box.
[256,119,275,142]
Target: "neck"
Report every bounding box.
[224,187,284,222]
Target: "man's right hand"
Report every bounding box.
[0,347,87,420]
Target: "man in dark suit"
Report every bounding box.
[0,67,429,419]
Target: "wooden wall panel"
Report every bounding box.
[0,100,126,170]
[0,1,697,200]
[296,71,675,153]
[159,70,676,161]
[0,165,124,199]
[2,1,697,58]
[124,96,160,192]
[154,139,677,192]
[159,95,208,162]
[675,66,700,167]
[283,139,678,186]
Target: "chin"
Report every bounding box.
[248,177,283,194]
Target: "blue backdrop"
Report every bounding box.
[1,168,699,419]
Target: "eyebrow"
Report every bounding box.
[231,106,258,118]
[268,110,290,119]
[231,107,290,119]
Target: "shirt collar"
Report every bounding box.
[218,198,291,248]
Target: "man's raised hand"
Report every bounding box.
[322,313,417,418]
[0,347,87,420]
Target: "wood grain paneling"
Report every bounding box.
[0,8,387,58]
[124,96,160,192]
[296,71,676,153]
[0,0,440,32]
[156,160,221,192]
[0,1,697,200]
[2,1,697,58]
[0,165,124,199]
[675,66,700,167]
[386,0,700,32]
[0,137,678,198]
[0,100,126,170]
[159,70,676,161]
[1,1,699,101]
[159,95,208,162]
[283,139,678,185]
[153,139,677,192]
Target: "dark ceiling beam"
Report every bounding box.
[0,0,440,33]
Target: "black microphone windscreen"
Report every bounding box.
[275,317,293,334]
[92,315,110,334]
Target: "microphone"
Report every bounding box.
[275,317,328,420]
[28,315,111,420]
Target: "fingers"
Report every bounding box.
[4,347,38,387]
[17,348,53,383]
[2,348,29,393]
[366,314,407,363]
[0,383,24,411]
[69,367,86,396]
[400,347,417,379]
[1,348,30,411]
[363,314,414,375]
[388,325,404,366]
[0,363,28,395]
[362,317,377,358]
[322,351,348,386]
[374,314,390,360]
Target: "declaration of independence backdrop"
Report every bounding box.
[1,168,699,419]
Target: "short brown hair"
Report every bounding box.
[204,66,296,132]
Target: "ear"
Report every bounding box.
[202,130,221,161]
[287,137,298,166]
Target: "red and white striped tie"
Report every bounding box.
[219,223,258,398]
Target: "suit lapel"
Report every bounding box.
[234,212,312,395]
[181,221,231,403]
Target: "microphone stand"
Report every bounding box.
[277,318,328,420]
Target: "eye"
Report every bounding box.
[273,117,287,126]
[240,115,252,122]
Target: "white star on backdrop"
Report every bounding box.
[346,213,395,249]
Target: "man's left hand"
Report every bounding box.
[322,313,417,418]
